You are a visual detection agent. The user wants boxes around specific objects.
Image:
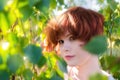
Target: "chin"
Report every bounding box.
[67,63,77,67]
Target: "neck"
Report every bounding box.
[68,55,101,80]
[77,55,101,80]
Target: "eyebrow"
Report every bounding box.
[58,33,71,40]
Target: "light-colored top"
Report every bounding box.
[64,66,115,80]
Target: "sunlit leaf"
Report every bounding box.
[7,54,23,73]
[18,37,29,48]
[23,69,33,80]
[46,54,55,69]
[84,35,107,55]
[24,44,42,64]
[18,0,28,8]
[0,9,17,30]
[100,55,120,79]
[7,32,18,43]
[89,73,108,80]
[98,0,104,4]
[36,71,49,80]
[100,55,115,70]
[0,69,10,80]
[0,12,9,32]
[102,6,111,20]
[7,10,17,27]
[50,0,57,9]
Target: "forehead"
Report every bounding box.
[59,32,71,39]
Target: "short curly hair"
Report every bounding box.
[43,6,104,51]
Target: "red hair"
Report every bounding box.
[43,6,104,51]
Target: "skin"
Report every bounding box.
[55,32,101,80]
[56,32,92,66]
[43,6,112,80]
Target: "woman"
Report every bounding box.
[43,6,114,80]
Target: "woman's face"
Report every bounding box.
[56,33,92,66]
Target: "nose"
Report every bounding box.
[62,41,70,52]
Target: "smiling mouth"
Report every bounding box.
[65,55,75,60]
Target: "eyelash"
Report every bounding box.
[58,40,64,44]
[69,36,75,41]
[58,36,76,45]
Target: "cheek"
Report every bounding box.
[75,45,85,54]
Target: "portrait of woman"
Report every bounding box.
[43,6,114,80]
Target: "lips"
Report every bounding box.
[65,55,75,60]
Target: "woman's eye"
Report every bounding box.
[69,36,75,41]
[58,40,64,44]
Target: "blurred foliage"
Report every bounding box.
[89,73,108,80]
[84,35,108,55]
[0,0,120,80]
[97,0,120,79]
[0,0,66,80]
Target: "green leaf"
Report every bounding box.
[35,0,50,14]
[0,55,3,64]
[24,44,42,64]
[114,17,120,26]
[50,71,63,80]
[50,0,57,9]
[84,35,107,55]
[100,55,120,76]
[107,0,118,11]
[19,4,33,21]
[28,0,40,7]
[37,56,46,68]
[7,54,23,73]
[89,73,108,80]
[36,71,49,80]
[0,0,8,11]
[0,11,16,32]
[0,12,9,32]
[115,39,120,46]
[19,37,29,48]
[102,6,111,20]
[7,32,18,44]
[57,0,64,5]
[57,57,67,73]
[98,0,104,4]
[0,69,10,80]
[23,69,33,80]
[100,55,116,70]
